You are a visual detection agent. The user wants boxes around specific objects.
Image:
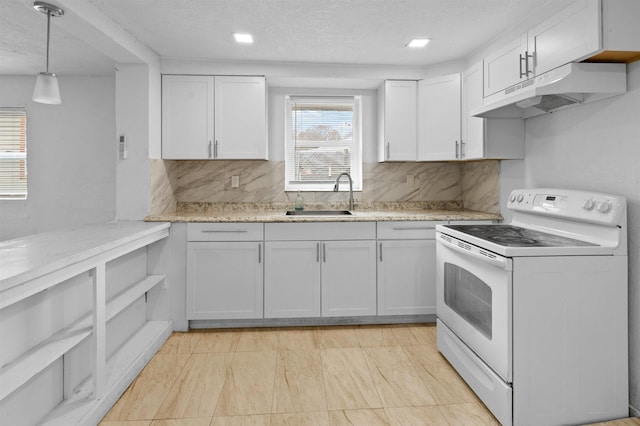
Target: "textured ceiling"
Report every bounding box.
[0,0,573,76]
[0,0,115,75]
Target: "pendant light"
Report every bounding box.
[32,1,64,105]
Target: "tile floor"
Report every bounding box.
[100,324,640,426]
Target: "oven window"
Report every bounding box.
[444,262,492,339]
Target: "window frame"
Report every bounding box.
[284,95,362,192]
[0,108,28,200]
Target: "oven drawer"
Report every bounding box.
[437,319,512,426]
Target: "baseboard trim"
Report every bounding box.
[189,314,436,329]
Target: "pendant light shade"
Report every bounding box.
[33,72,61,104]
[32,2,64,105]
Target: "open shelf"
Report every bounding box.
[0,275,165,401]
[41,320,172,426]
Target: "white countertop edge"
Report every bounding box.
[0,221,170,292]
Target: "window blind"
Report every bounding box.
[285,96,361,191]
[0,109,27,200]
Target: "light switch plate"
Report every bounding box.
[231,175,240,188]
[119,135,127,160]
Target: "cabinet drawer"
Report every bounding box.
[187,223,263,241]
[447,220,495,225]
[265,222,376,241]
[377,221,443,240]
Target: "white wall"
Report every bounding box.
[0,75,116,241]
[115,64,151,220]
[500,61,640,416]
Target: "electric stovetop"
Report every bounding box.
[443,224,597,248]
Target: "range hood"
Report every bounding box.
[472,62,627,119]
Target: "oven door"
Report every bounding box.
[436,232,513,382]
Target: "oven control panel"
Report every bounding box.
[507,188,626,226]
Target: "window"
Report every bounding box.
[285,96,362,191]
[0,108,27,200]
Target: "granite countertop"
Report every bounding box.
[145,201,502,223]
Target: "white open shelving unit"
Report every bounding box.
[0,221,173,425]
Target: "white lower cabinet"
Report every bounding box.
[377,222,439,316]
[264,241,321,318]
[186,223,264,320]
[185,221,465,321]
[321,240,377,317]
[264,222,377,319]
[187,242,263,319]
[378,240,436,315]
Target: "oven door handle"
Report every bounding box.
[438,234,512,271]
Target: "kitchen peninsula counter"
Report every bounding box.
[145,201,502,223]
[0,221,170,293]
[0,221,172,425]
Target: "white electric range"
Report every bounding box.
[435,188,628,426]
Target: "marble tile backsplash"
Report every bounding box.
[149,159,178,215]
[461,161,500,214]
[150,159,500,214]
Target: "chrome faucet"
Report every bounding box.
[333,172,354,211]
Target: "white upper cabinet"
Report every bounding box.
[482,0,640,99]
[594,0,640,62]
[483,0,600,98]
[463,62,525,160]
[461,62,485,160]
[214,76,267,159]
[162,75,267,160]
[417,74,461,161]
[162,75,214,159]
[528,0,600,77]
[378,80,417,161]
[416,67,524,161]
[483,33,530,98]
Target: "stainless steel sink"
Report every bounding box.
[285,210,353,216]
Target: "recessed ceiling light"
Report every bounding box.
[233,33,254,44]
[407,38,430,48]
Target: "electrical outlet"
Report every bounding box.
[231,175,240,188]
[406,174,415,186]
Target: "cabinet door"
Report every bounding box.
[321,241,377,317]
[380,80,417,161]
[417,74,461,161]
[214,76,267,159]
[186,242,263,319]
[529,0,600,77]
[264,241,321,318]
[162,75,214,159]
[461,62,485,160]
[483,33,529,97]
[378,240,436,316]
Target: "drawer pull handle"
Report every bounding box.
[201,230,248,233]
[391,227,434,231]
